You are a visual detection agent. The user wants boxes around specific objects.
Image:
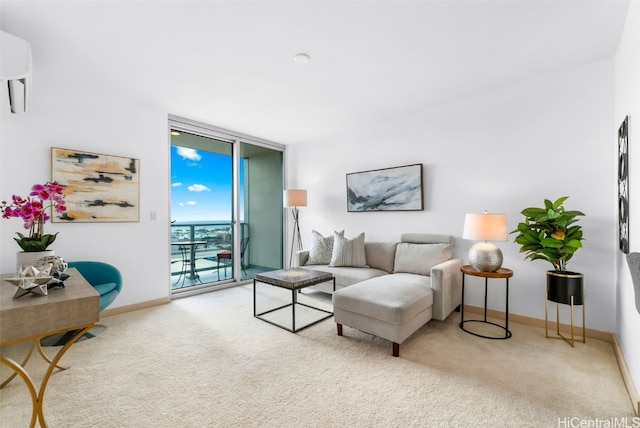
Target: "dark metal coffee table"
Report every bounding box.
[253,268,335,333]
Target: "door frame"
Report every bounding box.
[168,115,286,297]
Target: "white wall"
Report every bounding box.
[0,74,172,308]
[615,0,640,406]
[289,58,617,332]
[0,2,625,341]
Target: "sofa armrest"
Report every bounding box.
[296,250,309,267]
[430,258,463,321]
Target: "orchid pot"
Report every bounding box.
[2,181,66,271]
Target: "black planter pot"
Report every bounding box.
[546,271,584,305]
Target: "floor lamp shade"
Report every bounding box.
[463,212,508,272]
[283,189,307,208]
[284,189,307,267]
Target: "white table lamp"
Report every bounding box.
[463,212,508,272]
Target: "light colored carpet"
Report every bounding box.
[0,284,635,427]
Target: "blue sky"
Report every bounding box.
[170,146,238,223]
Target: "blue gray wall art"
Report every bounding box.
[346,164,423,212]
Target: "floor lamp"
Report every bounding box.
[284,189,307,267]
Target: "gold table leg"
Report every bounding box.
[0,338,71,389]
[1,340,36,389]
[0,325,93,428]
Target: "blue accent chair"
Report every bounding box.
[67,261,122,311]
[41,261,122,346]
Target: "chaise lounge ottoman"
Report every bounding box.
[333,273,434,357]
[331,233,460,357]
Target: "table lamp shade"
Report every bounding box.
[283,189,307,208]
[462,213,508,241]
[463,212,507,272]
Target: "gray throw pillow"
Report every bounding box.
[307,230,343,265]
[393,243,452,275]
[329,232,368,267]
[365,242,398,273]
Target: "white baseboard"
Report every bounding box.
[613,335,640,416]
[100,297,170,318]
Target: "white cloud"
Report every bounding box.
[177,147,201,161]
[172,182,182,187]
[187,201,197,206]
[188,184,210,192]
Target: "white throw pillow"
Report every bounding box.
[307,230,343,265]
[393,243,452,275]
[329,232,368,267]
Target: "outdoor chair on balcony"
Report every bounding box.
[216,237,250,280]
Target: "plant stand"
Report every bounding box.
[545,271,585,347]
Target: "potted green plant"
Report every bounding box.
[511,196,585,306]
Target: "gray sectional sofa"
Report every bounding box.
[296,232,463,356]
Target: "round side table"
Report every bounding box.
[460,265,514,339]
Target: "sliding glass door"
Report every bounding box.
[169,117,284,295]
[239,142,284,281]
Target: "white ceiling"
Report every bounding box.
[0,0,630,144]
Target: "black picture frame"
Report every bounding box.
[346,164,423,212]
[619,116,629,254]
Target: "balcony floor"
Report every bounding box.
[171,258,273,291]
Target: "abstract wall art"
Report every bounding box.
[619,116,629,254]
[346,164,423,212]
[51,147,140,223]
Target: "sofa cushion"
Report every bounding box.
[393,243,453,276]
[365,242,398,273]
[332,273,433,325]
[307,230,343,265]
[329,232,368,267]
[303,265,388,287]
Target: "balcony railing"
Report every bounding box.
[171,221,248,287]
